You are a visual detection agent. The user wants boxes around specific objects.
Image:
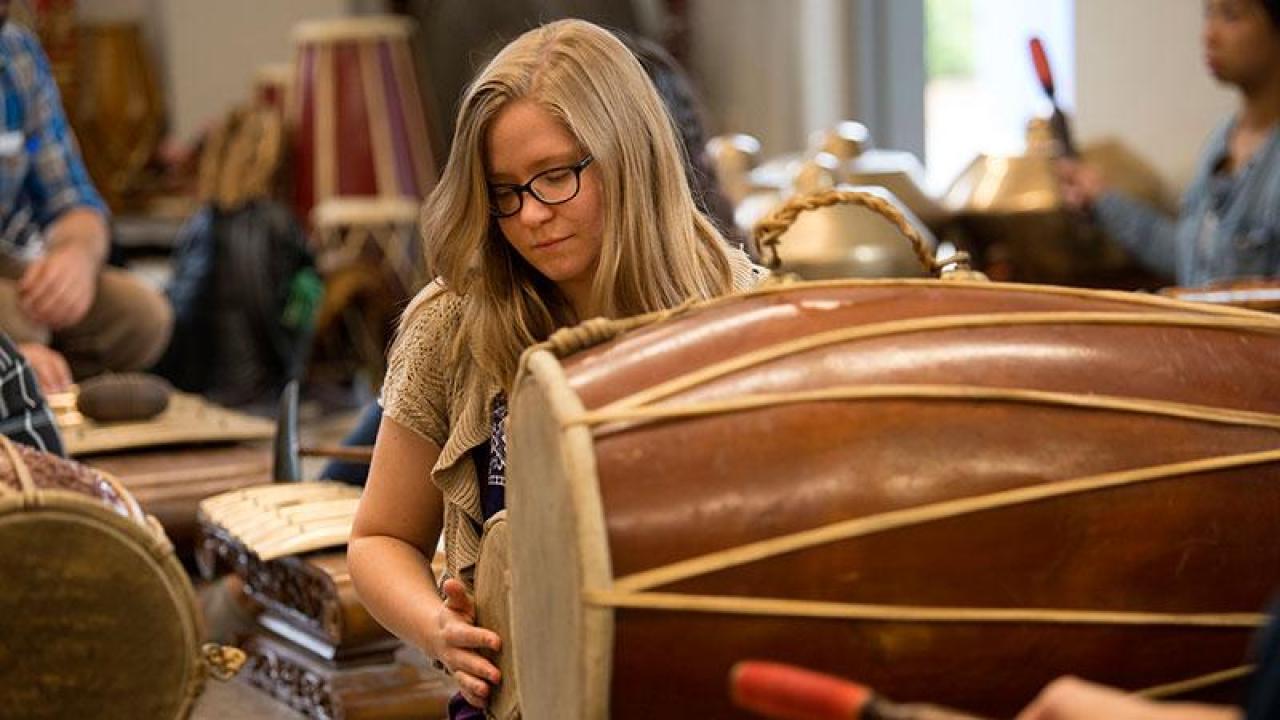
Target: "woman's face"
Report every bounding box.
[1203,0,1280,88]
[485,99,605,299]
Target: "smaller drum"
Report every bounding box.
[289,15,436,225]
[0,436,231,719]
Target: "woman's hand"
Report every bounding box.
[1055,158,1108,211]
[430,578,503,708]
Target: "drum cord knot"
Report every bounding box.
[540,298,700,359]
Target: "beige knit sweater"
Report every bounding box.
[380,248,765,587]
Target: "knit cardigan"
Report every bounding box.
[380,248,765,586]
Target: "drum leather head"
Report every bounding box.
[475,512,520,720]
[0,493,203,719]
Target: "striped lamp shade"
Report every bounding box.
[288,16,437,227]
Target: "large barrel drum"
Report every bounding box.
[0,437,210,719]
[479,275,1280,719]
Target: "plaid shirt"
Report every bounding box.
[0,24,106,261]
[0,331,63,456]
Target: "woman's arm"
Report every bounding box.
[348,414,502,707]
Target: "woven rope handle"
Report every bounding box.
[539,298,699,359]
[752,189,979,279]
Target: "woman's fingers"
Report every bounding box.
[444,621,501,651]
[444,645,502,685]
[441,578,475,615]
[454,670,491,708]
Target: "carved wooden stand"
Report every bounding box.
[242,630,454,720]
[199,524,456,720]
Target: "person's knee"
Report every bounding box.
[88,270,174,372]
[115,282,174,371]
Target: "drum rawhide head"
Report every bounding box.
[0,437,206,719]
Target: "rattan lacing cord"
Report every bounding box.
[581,442,1278,699]
[604,446,1280,594]
[0,435,35,496]
[569,383,1280,433]
[591,310,1280,417]
[1137,665,1256,700]
[752,189,980,278]
[584,590,1267,629]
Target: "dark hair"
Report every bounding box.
[615,32,745,251]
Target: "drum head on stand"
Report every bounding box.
[0,447,205,720]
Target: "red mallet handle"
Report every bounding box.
[1030,36,1055,97]
[731,661,873,720]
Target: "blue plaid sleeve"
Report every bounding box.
[14,28,107,227]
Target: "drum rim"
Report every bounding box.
[507,349,615,720]
[292,15,414,44]
[0,489,207,717]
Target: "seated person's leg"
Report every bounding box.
[51,268,173,379]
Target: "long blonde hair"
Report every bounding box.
[406,19,734,390]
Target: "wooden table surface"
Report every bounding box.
[192,678,306,720]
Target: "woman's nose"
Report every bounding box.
[518,193,555,224]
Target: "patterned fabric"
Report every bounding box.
[0,24,106,260]
[447,692,486,720]
[449,394,506,718]
[0,332,63,455]
[479,392,507,522]
[1093,119,1280,287]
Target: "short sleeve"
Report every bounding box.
[379,282,462,448]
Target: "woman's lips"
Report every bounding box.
[533,235,571,249]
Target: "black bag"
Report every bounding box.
[156,199,322,408]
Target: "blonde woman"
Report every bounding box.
[348,19,762,715]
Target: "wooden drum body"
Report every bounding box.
[289,16,435,225]
[483,279,1280,719]
[0,438,208,719]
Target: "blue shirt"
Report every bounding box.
[0,24,106,261]
[1094,119,1280,287]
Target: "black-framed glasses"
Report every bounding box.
[488,155,594,218]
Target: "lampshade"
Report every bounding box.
[288,16,437,227]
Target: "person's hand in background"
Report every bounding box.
[1016,676,1241,720]
[1055,158,1109,211]
[18,342,72,393]
[17,208,107,330]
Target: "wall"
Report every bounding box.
[1074,0,1236,190]
[686,0,921,161]
[79,0,347,143]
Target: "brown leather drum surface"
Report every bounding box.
[0,443,204,719]
[555,282,1280,718]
